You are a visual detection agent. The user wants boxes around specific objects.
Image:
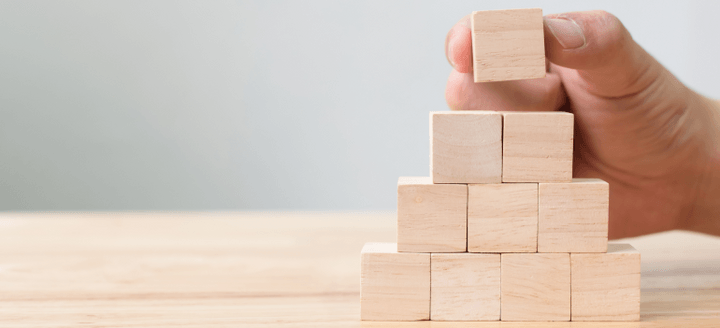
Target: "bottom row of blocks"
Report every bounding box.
[360,242,640,322]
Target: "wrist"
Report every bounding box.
[684,97,720,235]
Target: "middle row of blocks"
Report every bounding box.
[398,177,609,253]
[431,111,574,184]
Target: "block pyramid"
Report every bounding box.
[360,8,641,322]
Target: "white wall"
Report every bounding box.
[1,0,718,210]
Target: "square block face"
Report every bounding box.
[431,253,500,321]
[468,183,537,252]
[501,253,570,321]
[471,8,545,82]
[360,243,430,321]
[431,111,502,184]
[572,243,641,322]
[538,178,609,253]
[502,112,574,183]
[397,177,467,252]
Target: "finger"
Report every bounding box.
[445,68,566,112]
[543,10,663,98]
[445,14,472,73]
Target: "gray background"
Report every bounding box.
[1,1,719,211]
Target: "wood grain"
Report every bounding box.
[360,242,430,321]
[538,178,609,252]
[431,111,502,184]
[397,177,467,252]
[471,8,545,82]
[501,253,571,321]
[572,243,641,321]
[0,212,718,327]
[468,183,538,252]
[502,111,574,183]
[431,253,500,321]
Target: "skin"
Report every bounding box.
[445,10,720,239]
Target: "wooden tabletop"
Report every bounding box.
[0,212,718,327]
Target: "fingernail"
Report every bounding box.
[546,17,586,49]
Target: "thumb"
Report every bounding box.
[543,11,660,98]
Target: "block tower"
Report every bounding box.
[360,8,641,322]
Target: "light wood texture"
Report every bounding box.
[360,242,429,321]
[0,211,719,327]
[538,178,609,253]
[471,8,545,82]
[572,243,641,322]
[501,253,570,321]
[502,111,574,183]
[431,253,500,321]
[397,177,467,252]
[468,183,538,252]
[431,111,502,184]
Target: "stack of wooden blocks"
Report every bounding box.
[360,8,641,322]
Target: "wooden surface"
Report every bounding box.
[502,111,574,183]
[397,177,467,252]
[431,253,500,321]
[571,243,641,321]
[0,211,719,327]
[430,111,502,184]
[468,183,538,252]
[501,253,571,321]
[471,8,545,82]
[539,178,609,252]
[361,243,429,321]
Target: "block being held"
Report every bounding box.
[471,8,546,82]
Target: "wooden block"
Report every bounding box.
[431,253,500,321]
[502,111,574,182]
[471,8,545,82]
[571,243,641,321]
[360,242,430,321]
[538,178,609,253]
[501,253,570,321]
[430,111,502,184]
[397,177,467,252]
[467,183,537,252]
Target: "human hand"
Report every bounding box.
[444,10,720,239]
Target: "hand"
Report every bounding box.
[444,10,720,239]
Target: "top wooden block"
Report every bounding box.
[471,8,546,83]
[431,111,502,184]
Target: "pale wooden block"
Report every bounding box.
[397,177,467,252]
[502,111,574,182]
[571,243,641,322]
[430,111,502,184]
[467,183,537,252]
[360,242,430,321]
[431,253,500,321]
[471,8,545,82]
[538,178,609,253]
[501,253,570,321]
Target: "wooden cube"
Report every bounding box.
[471,8,545,82]
[397,177,467,252]
[572,243,641,321]
[431,111,502,184]
[538,178,609,253]
[501,253,570,321]
[467,183,537,252]
[502,111,574,183]
[431,253,500,321]
[360,242,430,321]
